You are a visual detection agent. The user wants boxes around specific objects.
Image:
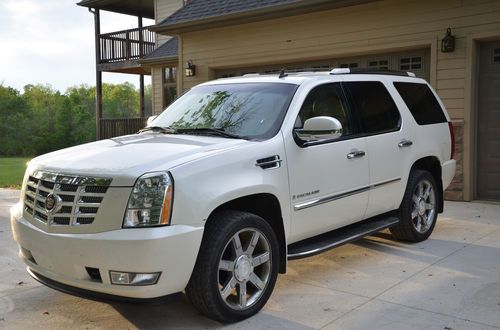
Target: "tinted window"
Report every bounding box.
[344,81,401,134]
[154,83,297,140]
[296,83,352,135]
[394,82,447,125]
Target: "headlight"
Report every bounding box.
[123,172,173,228]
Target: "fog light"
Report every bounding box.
[109,271,161,286]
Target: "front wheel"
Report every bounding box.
[186,210,279,322]
[390,170,439,242]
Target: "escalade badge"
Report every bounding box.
[45,193,62,214]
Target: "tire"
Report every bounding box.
[186,210,280,323]
[390,170,439,242]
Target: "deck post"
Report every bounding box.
[93,8,103,140]
[138,16,145,119]
[139,74,145,118]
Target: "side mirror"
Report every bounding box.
[146,115,158,126]
[294,116,343,144]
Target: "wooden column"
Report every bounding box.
[138,16,145,118]
[93,8,103,140]
[139,74,145,118]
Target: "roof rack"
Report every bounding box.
[330,68,416,77]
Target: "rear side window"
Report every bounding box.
[394,82,447,125]
[344,81,401,134]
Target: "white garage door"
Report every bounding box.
[216,49,430,82]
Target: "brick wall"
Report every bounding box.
[444,120,463,201]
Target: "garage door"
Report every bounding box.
[216,49,430,82]
[477,41,500,201]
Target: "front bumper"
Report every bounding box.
[10,203,204,299]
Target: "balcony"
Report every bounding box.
[97,26,155,74]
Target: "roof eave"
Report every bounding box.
[150,0,379,34]
[139,56,179,66]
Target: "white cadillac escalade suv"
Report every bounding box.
[11,68,456,322]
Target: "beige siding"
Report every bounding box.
[151,66,164,115]
[170,0,500,200]
[155,0,183,45]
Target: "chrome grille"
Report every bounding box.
[23,171,112,226]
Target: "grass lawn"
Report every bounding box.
[0,157,31,189]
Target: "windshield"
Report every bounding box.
[151,83,298,140]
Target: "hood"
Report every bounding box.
[30,133,249,186]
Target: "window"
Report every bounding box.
[339,62,359,69]
[400,56,422,70]
[494,48,500,63]
[394,82,447,125]
[368,59,389,70]
[155,83,298,140]
[296,83,352,135]
[162,66,177,108]
[344,82,401,134]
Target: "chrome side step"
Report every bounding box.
[287,215,400,260]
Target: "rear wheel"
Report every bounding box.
[390,170,438,242]
[186,210,279,322]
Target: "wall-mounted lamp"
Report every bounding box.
[185,60,196,77]
[441,28,455,53]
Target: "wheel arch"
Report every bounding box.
[208,193,287,274]
[410,156,443,213]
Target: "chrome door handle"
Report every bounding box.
[347,150,366,159]
[398,140,413,148]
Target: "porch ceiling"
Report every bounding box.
[77,0,154,19]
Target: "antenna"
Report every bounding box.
[278,69,288,79]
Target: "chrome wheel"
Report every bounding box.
[218,228,271,310]
[411,179,436,233]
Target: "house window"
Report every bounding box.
[162,66,177,108]
[400,56,422,70]
[494,48,500,63]
[368,59,389,70]
[339,62,359,68]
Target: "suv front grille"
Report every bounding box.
[23,171,112,226]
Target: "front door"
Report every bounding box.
[284,83,370,243]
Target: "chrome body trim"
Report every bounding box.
[255,155,282,170]
[294,177,401,211]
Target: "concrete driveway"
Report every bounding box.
[1,188,499,329]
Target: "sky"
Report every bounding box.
[0,0,154,93]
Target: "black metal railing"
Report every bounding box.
[99,27,155,63]
[99,118,147,139]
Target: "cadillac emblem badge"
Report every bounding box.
[45,193,62,214]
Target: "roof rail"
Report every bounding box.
[330,68,416,77]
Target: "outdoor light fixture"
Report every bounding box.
[441,28,455,53]
[185,60,196,77]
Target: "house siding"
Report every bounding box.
[155,0,184,45]
[164,0,500,201]
[151,66,164,115]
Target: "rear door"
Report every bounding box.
[343,80,408,217]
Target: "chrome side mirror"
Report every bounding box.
[146,115,158,126]
[294,116,343,144]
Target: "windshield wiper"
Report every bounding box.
[139,126,177,134]
[176,127,243,139]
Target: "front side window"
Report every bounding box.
[344,81,401,134]
[295,83,352,135]
[153,83,297,140]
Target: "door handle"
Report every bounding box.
[398,140,413,148]
[347,150,366,159]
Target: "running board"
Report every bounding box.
[287,215,400,260]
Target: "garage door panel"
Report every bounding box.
[477,40,500,201]
[216,49,430,82]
